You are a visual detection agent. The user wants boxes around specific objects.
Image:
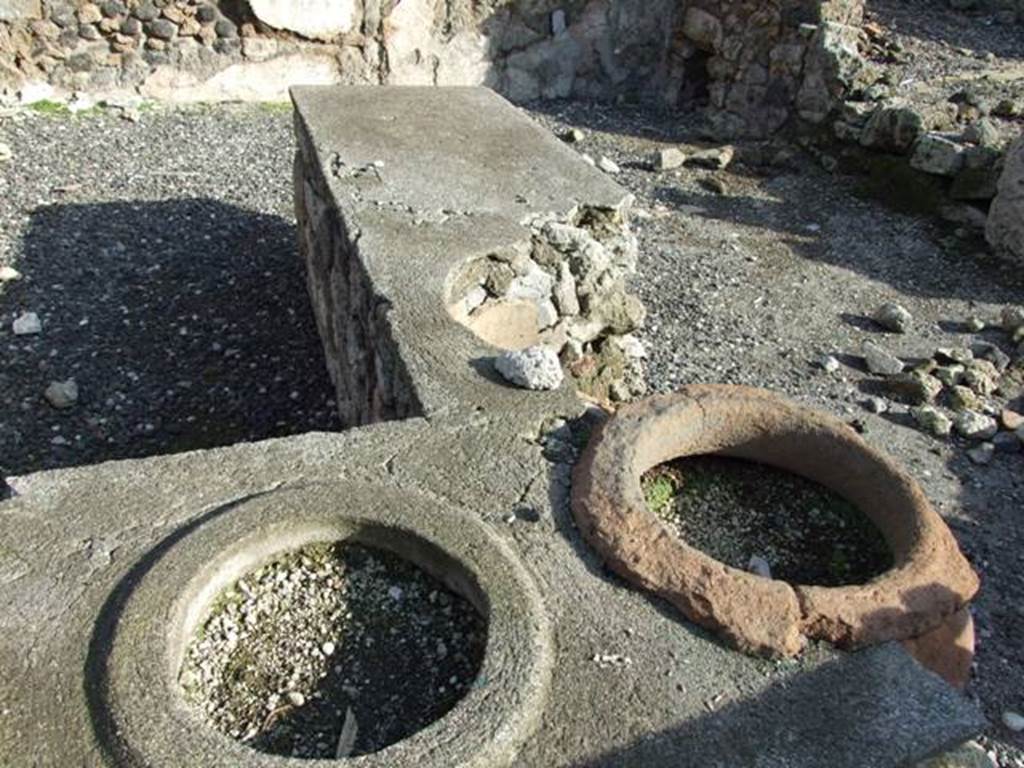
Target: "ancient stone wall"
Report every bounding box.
[293,128,423,426]
[1,0,883,136]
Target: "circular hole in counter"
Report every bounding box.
[178,538,487,760]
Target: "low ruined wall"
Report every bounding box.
[293,133,422,426]
[1,0,882,136]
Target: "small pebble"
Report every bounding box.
[747,555,772,579]
[597,156,621,174]
[1002,710,1024,732]
[819,355,841,373]
[965,316,986,333]
[287,691,306,707]
[12,311,42,335]
[44,379,79,410]
[0,265,21,282]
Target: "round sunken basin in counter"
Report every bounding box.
[89,483,552,768]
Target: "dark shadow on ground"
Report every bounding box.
[0,198,340,478]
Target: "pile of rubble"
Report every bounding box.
[852,303,1024,464]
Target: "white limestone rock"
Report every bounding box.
[495,345,564,390]
[12,311,41,335]
[248,0,358,41]
[954,410,998,441]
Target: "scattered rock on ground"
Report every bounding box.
[0,266,21,282]
[44,379,78,410]
[655,147,687,171]
[687,145,734,170]
[863,340,905,375]
[886,370,944,404]
[966,442,995,465]
[495,345,564,390]
[913,405,953,437]
[597,156,620,174]
[0,143,11,163]
[954,410,998,440]
[873,302,913,333]
[1004,710,1024,732]
[12,311,41,335]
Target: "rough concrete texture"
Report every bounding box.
[0,88,987,767]
[572,385,980,658]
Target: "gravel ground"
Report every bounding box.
[181,541,485,759]
[642,456,892,587]
[0,103,339,482]
[525,98,1023,765]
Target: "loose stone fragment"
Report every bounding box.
[873,302,913,333]
[863,341,904,375]
[494,345,564,391]
[970,341,1011,372]
[687,145,734,170]
[935,347,974,365]
[562,128,585,144]
[954,410,998,441]
[963,364,997,397]
[887,370,943,404]
[948,385,982,413]
[933,365,965,387]
[965,316,986,333]
[819,355,841,373]
[747,555,772,579]
[655,148,687,171]
[0,266,21,282]
[966,443,994,465]
[12,311,41,335]
[1001,306,1024,333]
[597,156,620,175]
[0,143,11,163]
[44,379,79,410]
[917,740,996,768]
[1001,409,1024,431]
[863,396,888,414]
[910,134,965,176]
[991,432,1020,453]
[913,406,952,437]
[1004,710,1024,732]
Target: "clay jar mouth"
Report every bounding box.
[90,483,552,768]
[571,385,979,658]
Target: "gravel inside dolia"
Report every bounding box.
[180,542,486,759]
[643,456,893,587]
